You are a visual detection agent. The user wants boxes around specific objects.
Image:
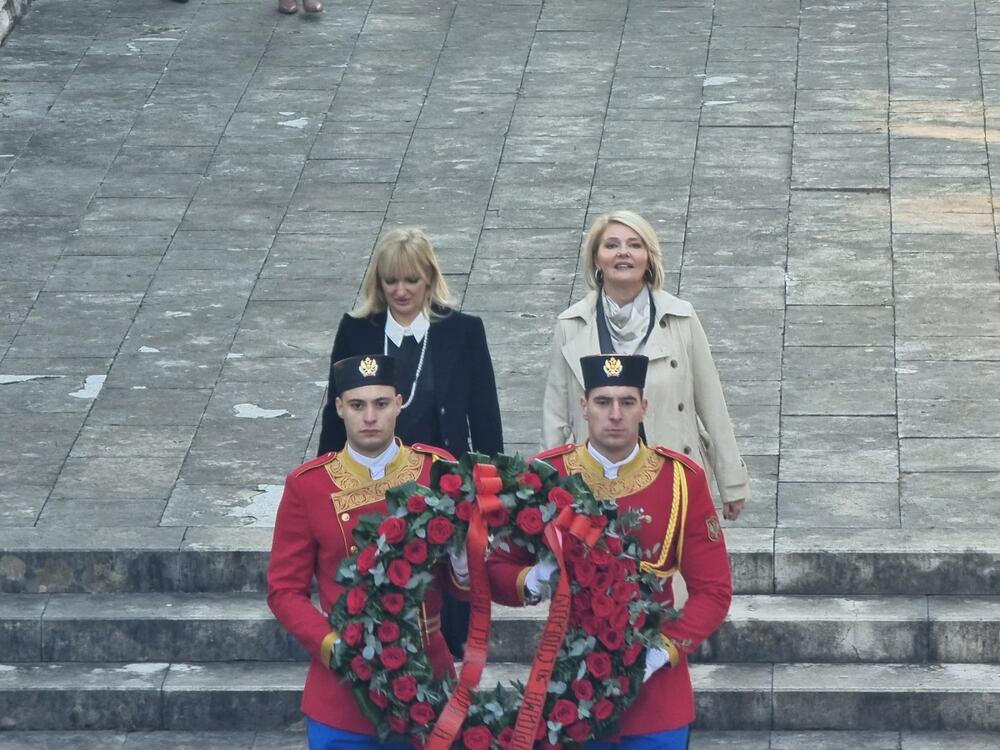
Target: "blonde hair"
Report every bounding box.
[582,210,666,291]
[352,228,456,319]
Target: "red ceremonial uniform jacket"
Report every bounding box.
[267,441,463,733]
[487,442,733,735]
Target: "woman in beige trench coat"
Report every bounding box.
[542,209,749,520]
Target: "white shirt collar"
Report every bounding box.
[385,310,429,347]
[587,442,640,479]
[347,439,400,480]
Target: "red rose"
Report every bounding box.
[548,486,574,509]
[592,699,614,721]
[439,473,463,498]
[346,587,367,615]
[586,651,612,680]
[571,678,594,702]
[589,546,610,566]
[573,558,596,587]
[462,725,493,750]
[550,698,578,726]
[381,592,405,614]
[536,719,548,740]
[592,515,608,530]
[407,494,428,514]
[497,727,514,750]
[612,581,639,604]
[356,545,379,575]
[411,736,426,750]
[567,720,591,743]
[485,507,509,528]
[403,538,428,565]
[611,606,630,630]
[623,641,643,667]
[631,610,646,629]
[621,559,638,576]
[581,613,600,636]
[388,714,409,734]
[426,516,454,544]
[455,501,474,521]
[369,689,389,709]
[591,570,613,593]
[379,516,407,544]
[515,507,545,535]
[599,625,624,651]
[392,674,418,702]
[618,675,630,693]
[351,654,373,680]
[591,592,615,618]
[572,589,592,614]
[604,535,623,555]
[388,558,413,587]
[342,621,364,647]
[409,701,436,724]
[378,620,401,642]
[517,471,543,492]
[380,646,407,670]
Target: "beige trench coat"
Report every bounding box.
[541,288,750,505]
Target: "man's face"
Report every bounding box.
[580,385,647,459]
[335,384,402,457]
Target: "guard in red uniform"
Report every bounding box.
[488,354,733,749]
[267,354,467,749]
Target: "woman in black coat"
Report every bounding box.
[317,228,504,659]
[317,230,503,458]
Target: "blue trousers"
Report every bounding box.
[586,725,690,750]
[305,718,409,750]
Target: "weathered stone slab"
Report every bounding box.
[0,662,167,730]
[900,473,1000,527]
[779,416,899,483]
[161,663,304,731]
[774,528,1000,595]
[778,482,900,529]
[773,663,1000,730]
[708,595,929,664]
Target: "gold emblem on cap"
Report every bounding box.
[603,356,623,377]
[358,356,379,377]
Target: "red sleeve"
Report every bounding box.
[266,476,337,664]
[660,465,733,660]
[486,540,537,607]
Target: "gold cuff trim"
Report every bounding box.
[515,566,532,604]
[320,629,339,668]
[449,567,471,592]
[660,634,680,669]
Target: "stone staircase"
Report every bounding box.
[2,525,999,743]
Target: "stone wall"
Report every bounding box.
[0,0,30,45]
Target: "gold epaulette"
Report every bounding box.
[292,451,337,478]
[410,443,456,462]
[533,443,576,462]
[653,445,704,475]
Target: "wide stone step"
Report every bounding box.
[1,661,999,731]
[0,731,998,750]
[5,593,999,665]
[489,595,1000,664]
[2,527,998,596]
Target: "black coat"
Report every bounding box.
[318,309,504,458]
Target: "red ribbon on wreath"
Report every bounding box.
[426,464,502,749]
[427,466,608,749]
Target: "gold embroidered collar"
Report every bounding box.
[325,441,424,514]
[565,442,662,500]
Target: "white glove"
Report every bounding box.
[449,548,470,586]
[524,558,559,602]
[643,646,670,682]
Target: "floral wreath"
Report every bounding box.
[329,452,673,749]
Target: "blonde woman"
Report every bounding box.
[319,228,503,459]
[542,210,748,520]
